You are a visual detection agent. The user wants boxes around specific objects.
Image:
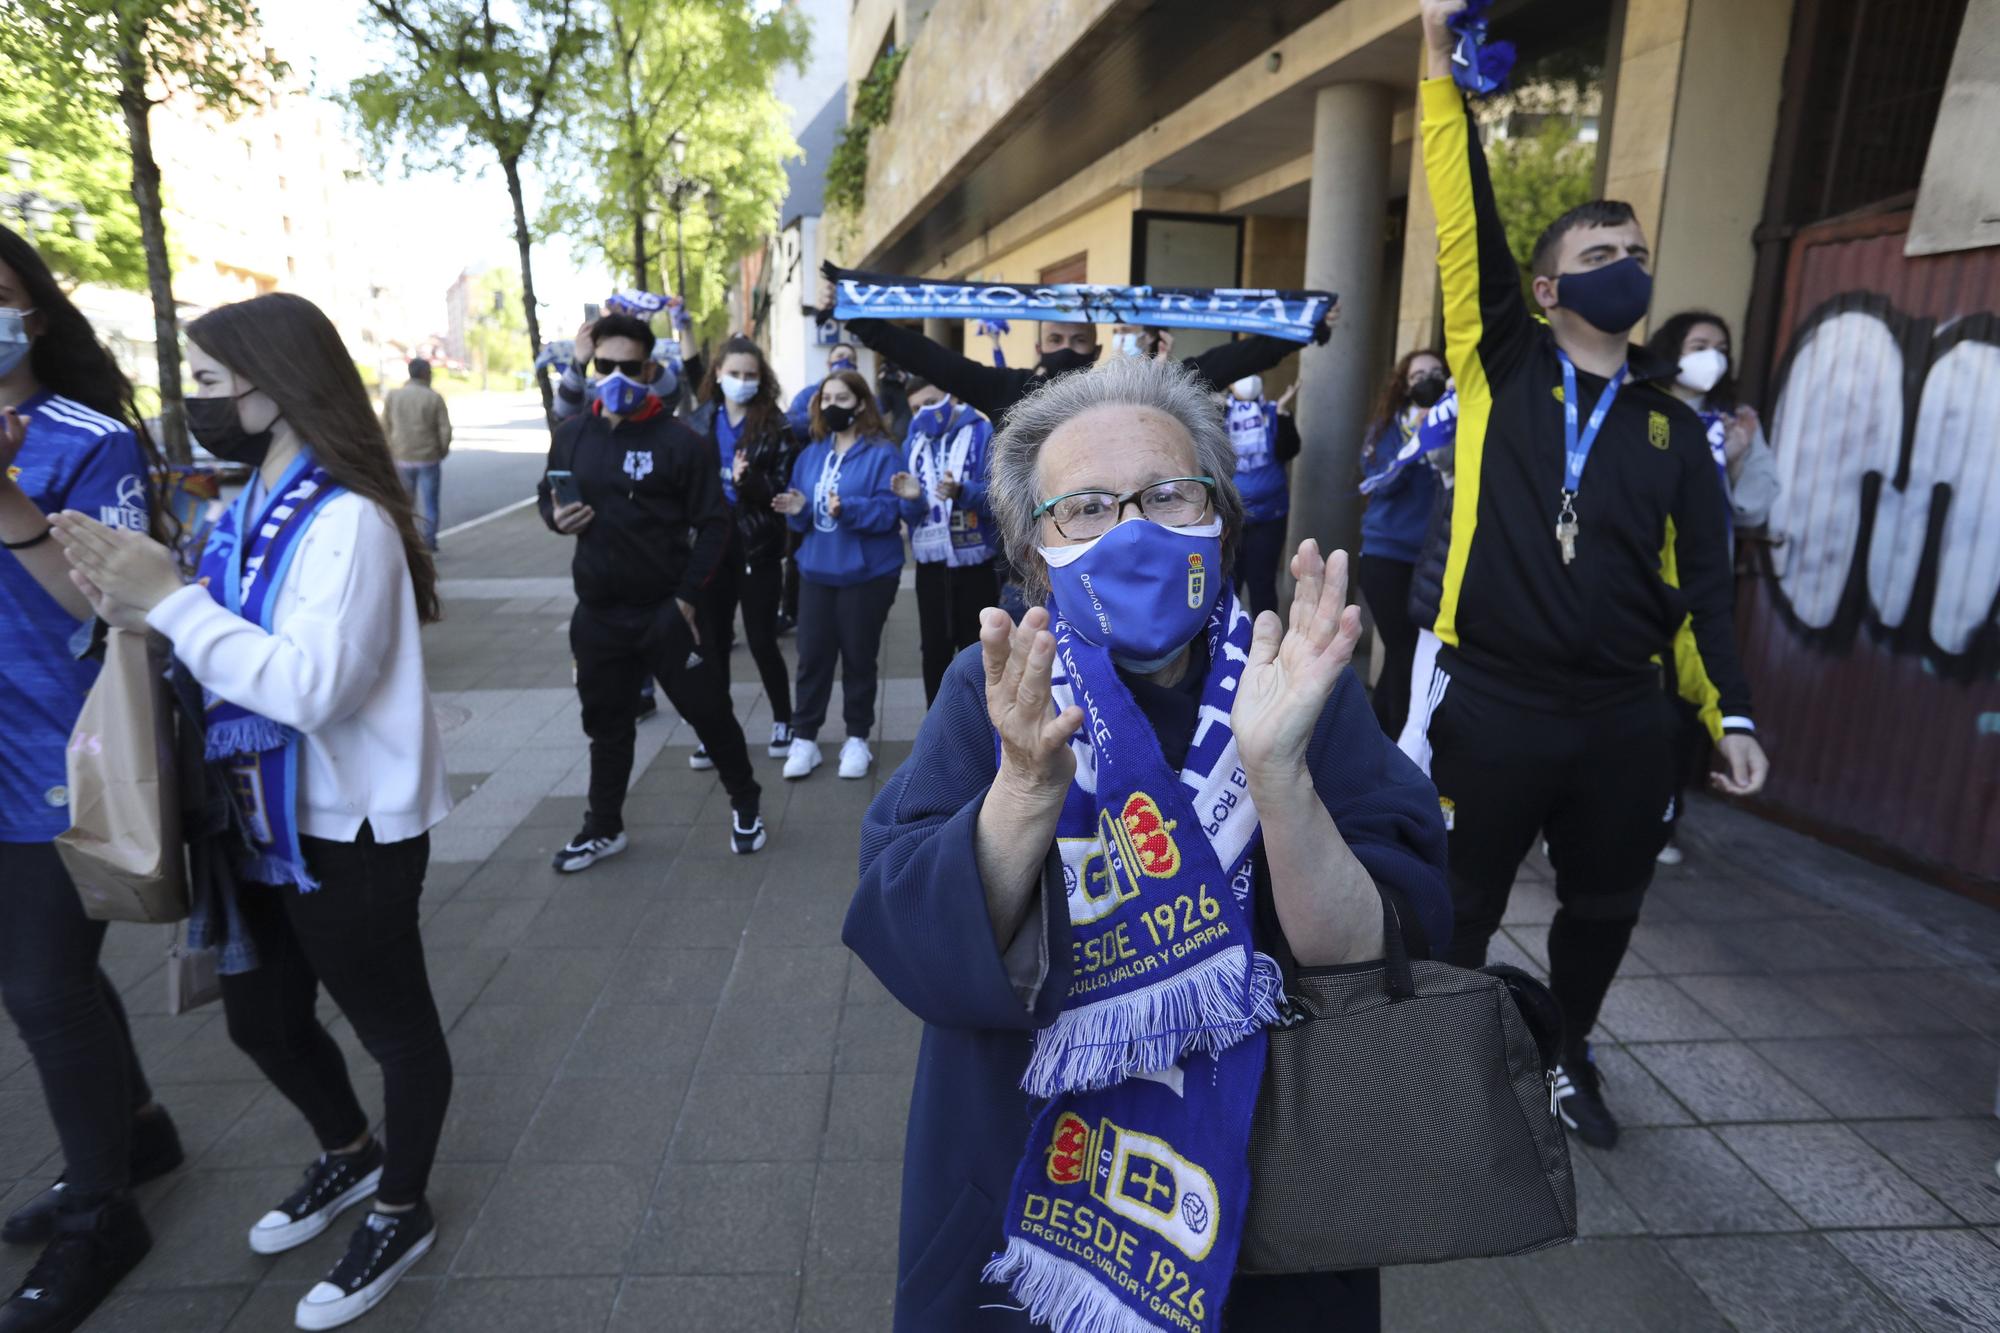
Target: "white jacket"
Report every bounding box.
[148,491,452,844]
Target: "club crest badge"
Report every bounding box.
[1186,551,1206,609]
[1649,411,1670,450]
[623,450,654,482]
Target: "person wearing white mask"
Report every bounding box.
[1221,372,1300,615]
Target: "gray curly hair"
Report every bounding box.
[989,356,1244,603]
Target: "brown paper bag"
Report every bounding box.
[165,924,221,1014]
[55,628,188,923]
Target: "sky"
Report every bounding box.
[258,0,617,333]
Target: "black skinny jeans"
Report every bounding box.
[1234,517,1289,618]
[0,841,154,1199]
[914,560,998,705]
[699,534,792,724]
[223,827,451,1207]
[792,573,899,741]
[1356,554,1419,739]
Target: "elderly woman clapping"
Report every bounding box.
[844,356,1450,1333]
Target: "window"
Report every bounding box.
[1039,253,1087,285]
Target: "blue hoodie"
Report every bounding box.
[1359,414,1439,564]
[898,397,997,567]
[788,435,907,586]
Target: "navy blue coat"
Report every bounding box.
[844,645,1451,1331]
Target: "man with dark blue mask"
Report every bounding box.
[1406,0,1772,1156]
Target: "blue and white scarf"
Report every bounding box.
[907,401,993,566]
[192,453,345,890]
[986,593,1280,1333]
[1360,391,1459,495]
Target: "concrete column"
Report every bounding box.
[923,316,956,353]
[1286,82,1394,591]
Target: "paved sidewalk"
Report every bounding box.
[2,503,1997,1332]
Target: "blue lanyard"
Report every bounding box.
[1558,351,1625,496]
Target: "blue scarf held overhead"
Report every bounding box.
[1448,0,1516,95]
[825,263,1334,345]
[191,453,346,891]
[985,592,1280,1333]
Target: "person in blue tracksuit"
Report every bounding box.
[1221,373,1301,615]
[1357,349,1448,738]
[771,369,905,782]
[888,375,998,704]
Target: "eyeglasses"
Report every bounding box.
[593,357,646,377]
[1033,476,1216,541]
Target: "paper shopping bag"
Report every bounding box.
[165,924,221,1014]
[55,628,188,923]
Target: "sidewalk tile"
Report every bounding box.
[1826,1229,2000,1332]
[227,1277,436,1330]
[743,888,855,947]
[1751,1037,1964,1118]
[835,1003,924,1076]
[1673,973,1855,1039]
[705,1001,843,1075]
[670,1072,829,1162]
[603,948,737,1006]
[452,1162,648,1277]
[1589,1046,1695,1126]
[478,947,620,1006]
[85,1286,254,1332]
[798,1268,898,1333]
[721,945,852,1008]
[516,1076,684,1166]
[629,1162,815,1273]
[1661,1235,1920,1333]
[1865,1034,2000,1115]
[447,1003,591,1077]
[1380,1258,1543,1332]
[823,1074,914,1162]
[609,1276,800,1333]
[1501,878,1559,925]
[522,896,654,948]
[1718,1123,1956,1227]
[1625,922,1758,975]
[1570,1147,1648,1236]
[1593,978,1731,1042]
[421,1276,618,1332]
[560,1004,713,1080]
[121,1166,301,1288]
[1629,1042,1830,1122]
[631,896,755,948]
[1582,1128,1801,1233]
[1850,1119,2000,1224]
[809,1161,902,1270]
[1788,970,1981,1037]
[1512,1236,1731,1332]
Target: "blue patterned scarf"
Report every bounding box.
[986,592,1279,1333]
[191,453,345,891]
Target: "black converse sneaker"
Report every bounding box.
[552,827,628,874]
[247,1142,384,1255]
[1552,1046,1620,1150]
[0,1193,151,1333]
[291,1203,435,1331]
[730,806,767,855]
[4,1108,183,1247]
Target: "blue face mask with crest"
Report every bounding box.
[1039,516,1224,672]
[594,370,649,416]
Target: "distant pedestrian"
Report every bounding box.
[382,357,452,550]
[537,312,767,867]
[888,374,999,704]
[1357,349,1449,738]
[786,339,861,438]
[1222,372,1300,615]
[53,291,456,1332]
[0,223,181,1333]
[772,370,905,780]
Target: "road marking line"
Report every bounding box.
[437,495,538,540]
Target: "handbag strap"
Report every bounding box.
[1379,891,1414,1000]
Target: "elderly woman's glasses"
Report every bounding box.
[1034,476,1216,541]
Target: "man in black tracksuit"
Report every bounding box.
[1414,0,1770,1147]
[538,315,765,870]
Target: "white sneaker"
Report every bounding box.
[768,721,794,758]
[838,736,873,779]
[1656,841,1684,866]
[782,737,823,780]
[688,745,715,771]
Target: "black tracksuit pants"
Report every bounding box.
[225,826,451,1207]
[698,531,793,725]
[1423,671,1674,1062]
[573,599,761,833]
[914,560,998,705]
[792,574,899,741]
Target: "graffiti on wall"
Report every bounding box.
[1763,292,2000,678]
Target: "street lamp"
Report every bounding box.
[2,151,95,244]
[665,131,704,305]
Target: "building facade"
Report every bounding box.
[830,0,1997,888]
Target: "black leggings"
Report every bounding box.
[1234,518,1288,618]
[698,539,793,724]
[914,560,998,705]
[223,827,451,1207]
[792,574,899,741]
[1356,555,1419,739]
[0,841,154,1199]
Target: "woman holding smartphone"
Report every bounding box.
[51,292,454,1332]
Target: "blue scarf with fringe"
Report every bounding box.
[192,453,344,891]
[986,592,1279,1333]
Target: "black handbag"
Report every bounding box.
[1238,897,1577,1273]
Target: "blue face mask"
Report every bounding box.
[594,370,649,416]
[0,307,34,379]
[1555,256,1653,335]
[1040,516,1224,671]
[829,356,857,373]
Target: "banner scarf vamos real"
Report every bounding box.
[985,592,1281,1333]
[824,263,1335,344]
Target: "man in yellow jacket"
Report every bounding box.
[382,358,452,550]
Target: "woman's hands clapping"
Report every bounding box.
[981,606,1083,798]
[1231,540,1362,782]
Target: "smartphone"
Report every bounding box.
[582,302,601,323]
[546,470,583,509]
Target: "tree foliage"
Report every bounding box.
[539,0,806,335]
[463,265,529,379]
[1485,117,1598,304]
[346,0,593,418]
[0,58,148,290]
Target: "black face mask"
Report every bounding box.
[820,403,857,434]
[186,391,275,466]
[1409,372,1448,409]
[1038,346,1098,377]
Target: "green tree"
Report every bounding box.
[347,0,592,423]
[540,0,806,335]
[463,266,528,386]
[1485,117,1597,305]
[0,60,148,290]
[1,0,285,459]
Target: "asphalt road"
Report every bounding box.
[434,390,557,533]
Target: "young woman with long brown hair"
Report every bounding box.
[51,291,453,1331]
[0,223,180,1333]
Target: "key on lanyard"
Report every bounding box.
[1556,351,1625,565]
